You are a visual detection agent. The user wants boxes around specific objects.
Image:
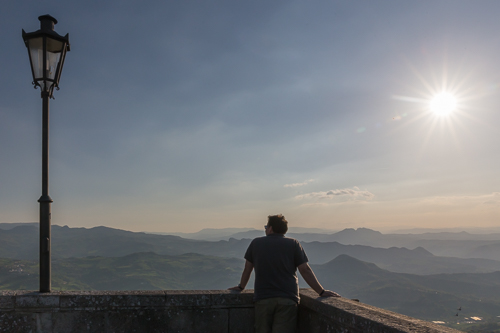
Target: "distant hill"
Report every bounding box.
[167,227,337,241]
[178,226,500,261]
[392,226,500,234]
[405,239,500,260]
[161,228,258,240]
[301,242,500,274]
[309,255,500,323]
[0,225,251,260]
[223,230,263,240]
[293,229,500,261]
[0,223,38,230]
[2,225,500,275]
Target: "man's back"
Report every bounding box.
[245,233,308,303]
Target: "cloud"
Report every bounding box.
[284,179,314,188]
[482,192,500,206]
[295,186,374,201]
[419,192,500,207]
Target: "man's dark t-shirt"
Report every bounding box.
[244,233,308,303]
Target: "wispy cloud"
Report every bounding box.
[482,192,500,205]
[420,192,500,207]
[284,179,315,188]
[391,95,427,103]
[295,186,374,201]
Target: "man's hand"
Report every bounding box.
[319,290,341,297]
[228,285,243,291]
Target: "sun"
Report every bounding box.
[429,92,457,116]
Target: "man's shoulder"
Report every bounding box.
[250,236,268,244]
[252,235,300,244]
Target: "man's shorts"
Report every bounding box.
[254,297,298,333]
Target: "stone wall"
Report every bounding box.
[298,289,462,333]
[0,289,462,332]
[0,290,254,333]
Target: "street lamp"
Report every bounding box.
[22,15,70,293]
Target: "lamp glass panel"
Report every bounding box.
[46,51,61,81]
[46,38,64,81]
[28,37,44,79]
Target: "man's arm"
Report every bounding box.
[298,262,341,297]
[228,260,254,291]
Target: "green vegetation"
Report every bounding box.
[0,253,243,291]
[461,322,500,332]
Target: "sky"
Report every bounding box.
[1,1,500,233]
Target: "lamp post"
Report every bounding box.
[22,15,70,293]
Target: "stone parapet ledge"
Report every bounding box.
[0,290,464,332]
[0,290,254,309]
[298,289,463,333]
[0,290,255,333]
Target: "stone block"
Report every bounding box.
[165,308,228,333]
[166,290,212,307]
[0,311,35,333]
[60,290,166,309]
[35,312,52,332]
[211,290,254,307]
[0,296,15,309]
[105,309,169,333]
[52,310,106,333]
[59,291,113,309]
[16,294,59,308]
[108,290,166,308]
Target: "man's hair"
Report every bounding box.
[267,214,288,234]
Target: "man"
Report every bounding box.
[229,214,340,333]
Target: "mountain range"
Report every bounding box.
[2,225,500,275]
[184,227,500,260]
